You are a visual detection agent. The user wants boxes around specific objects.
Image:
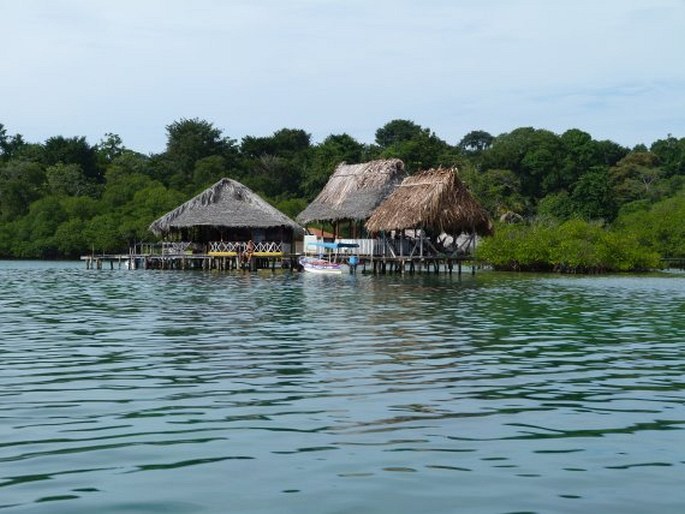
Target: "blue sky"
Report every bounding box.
[2,0,684,153]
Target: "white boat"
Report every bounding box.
[299,256,344,274]
[299,241,360,274]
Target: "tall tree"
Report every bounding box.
[375,119,454,172]
[482,127,563,199]
[0,160,46,221]
[650,135,685,177]
[570,166,617,220]
[458,130,494,154]
[96,133,126,165]
[240,128,311,198]
[43,136,101,182]
[610,151,664,205]
[303,133,364,198]
[163,118,237,190]
[0,124,28,162]
[45,163,95,197]
[375,119,426,148]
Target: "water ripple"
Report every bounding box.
[0,262,684,513]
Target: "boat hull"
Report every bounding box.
[299,256,344,274]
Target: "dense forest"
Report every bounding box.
[1,118,684,270]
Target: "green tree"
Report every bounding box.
[10,196,68,258]
[45,163,96,197]
[303,133,365,199]
[96,132,126,165]
[570,166,617,220]
[610,151,664,205]
[616,191,685,258]
[458,130,494,154]
[60,196,101,220]
[241,128,311,159]
[0,160,46,221]
[482,127,563,199]
[558,129,602,189]
[595,139,629,166]
[83,213,123,254]
[104,151,151,180]
[650,135,685,177]
[101,171,156,210]
[374,120,455,172]
[275,197,308,219]
[163,118,237,190]
[536,191,574,221]
[0,124,27,161]
[375,119,426,148]
[240,128,311,199]
[43,136,102,182]
[192,155,229,190]
[479,219,660,272]
[54,218,90,258]
[461,166,525,217]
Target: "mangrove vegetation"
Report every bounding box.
[0,119,684,272]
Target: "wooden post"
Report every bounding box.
[471,228,477,275]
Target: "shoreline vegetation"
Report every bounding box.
[1,119,684,274]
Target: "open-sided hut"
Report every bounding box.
[296,158,406,236]
[365,167,493,256]
[149,178,304,259]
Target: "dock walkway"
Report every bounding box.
[81,252,481,275]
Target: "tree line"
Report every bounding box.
[0,118,683,270]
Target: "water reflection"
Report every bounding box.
[0,262,684,513]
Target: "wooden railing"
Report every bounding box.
[209,241,285,254]
[162,241,193,255]
[209,241,242,253]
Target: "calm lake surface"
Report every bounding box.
[1,260,684,514]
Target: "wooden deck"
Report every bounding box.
[81,253,296,271]
[82,236,482,274]
[81,252,481,275]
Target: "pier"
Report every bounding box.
[81,252,298,271]
[81,248,481,276]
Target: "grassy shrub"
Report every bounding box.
[479,219,660,273]
[615,192,685,259]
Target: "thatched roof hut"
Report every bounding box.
[365,167,494,236]
[296,159,406,225]
[149,178,304,238]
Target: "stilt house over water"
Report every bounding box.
[149,178,304,264]
[296,158,406,239]
[365,167,493,258]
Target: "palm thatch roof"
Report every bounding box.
[296,158,406,224]
[149,178,304,236]
[365,167,494,236]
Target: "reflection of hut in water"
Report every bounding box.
[365,167,493,258]
[296,159,406,238]
[149,178,304,269]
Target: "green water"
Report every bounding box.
[1,261,684,513]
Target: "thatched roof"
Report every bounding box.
[296,158,406,224]
[149,178,304,236]
[365,167,494,236]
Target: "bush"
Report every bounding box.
[479,219,660,273]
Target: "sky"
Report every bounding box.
[2,0,684,154]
